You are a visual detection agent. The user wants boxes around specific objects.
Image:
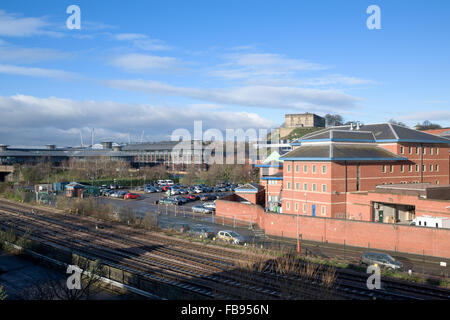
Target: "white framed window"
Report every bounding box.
[304,183,308,191]
[321,206,326,216]
[286,201,290,210]
[312,165,316,173]
[322,184,327,192]
[303,203,307,213]
[322,165,327,174]
[304,165,308,173]
[295,202,299,212]
[312,184,317,191]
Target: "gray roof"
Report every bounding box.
[281,143,406,161]
[299,123,450,144]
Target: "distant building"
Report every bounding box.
[278,113,325,140]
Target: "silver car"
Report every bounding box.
[360,252,403,270]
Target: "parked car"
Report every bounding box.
[144,186,156,193]
[217,230,245,245]
[158,198,178,205]
[203,201,216,209]
[199,194,213,201]
[172,195,188,204]
[360,252,403,270]
[184,194,199,201]
[192,205,215,214]
[124,193,140,200]
[135,186,144,191]
[188,225,216,239]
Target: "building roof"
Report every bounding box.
[261,172,284,180]
[280,143,407,161]
[235,183,264,193]
[297,123,450,144]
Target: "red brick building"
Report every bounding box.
[279,123,450,219]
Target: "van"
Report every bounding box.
[165,180,174,186]
[360,251,402,270]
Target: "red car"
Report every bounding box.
[184,194,198,201]
[124,193,140,200]
[161,186,171,192]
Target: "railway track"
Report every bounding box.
[0,199,448,300]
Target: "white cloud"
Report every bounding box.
[398,110,450,122]
[0,10,62,37]
[106,79,361,112]
[0,45,71,64]
[211,53,329,80]
[114,33,172,51]
[0,64,76,79]
[0,95,275,146]
[111,53,180,72]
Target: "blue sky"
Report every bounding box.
[0,0,449,146]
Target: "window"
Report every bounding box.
[430,164,433,172]
[430,148,433,155]
[296,183,300,190]
[312,184,317,191]
[390,165,394,173]
[287,164,291,172]
[295,202,299,212]
[401,165,404,173]
[303,203,307,213]
[287,182,291,189]
[400,146,404,154]
[322,184,327,192]
[416,164,419,172]
[304,183,308,191]
[312,165,316,173]
[408,147,412,154]
[437,148,439,155]
[321,206,326,216]
[322,165,327,174]
[286,202,290,210]
[422,165,426,172]
[416,147,419,155]
[296,165,299,172]
[382,165,387,173]
[436,180,439,185]
[303,165,308,173]
[409,164,413,172]
[422,147,426,155]
[436,164,439,172]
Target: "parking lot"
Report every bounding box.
[93,183,263,245]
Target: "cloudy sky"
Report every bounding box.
[0,0,449,147]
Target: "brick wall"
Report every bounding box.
[216,199,450,258]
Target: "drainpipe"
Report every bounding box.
[345,161,348,218]
[420,143,423,183]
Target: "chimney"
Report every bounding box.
[349,122,354,130]
[46,144,56,150]
[101,141,113,149]
[356,122,361,130]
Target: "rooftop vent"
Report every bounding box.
[46,144,56,150]
[112,145,122,152]
[0,145,8,151]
